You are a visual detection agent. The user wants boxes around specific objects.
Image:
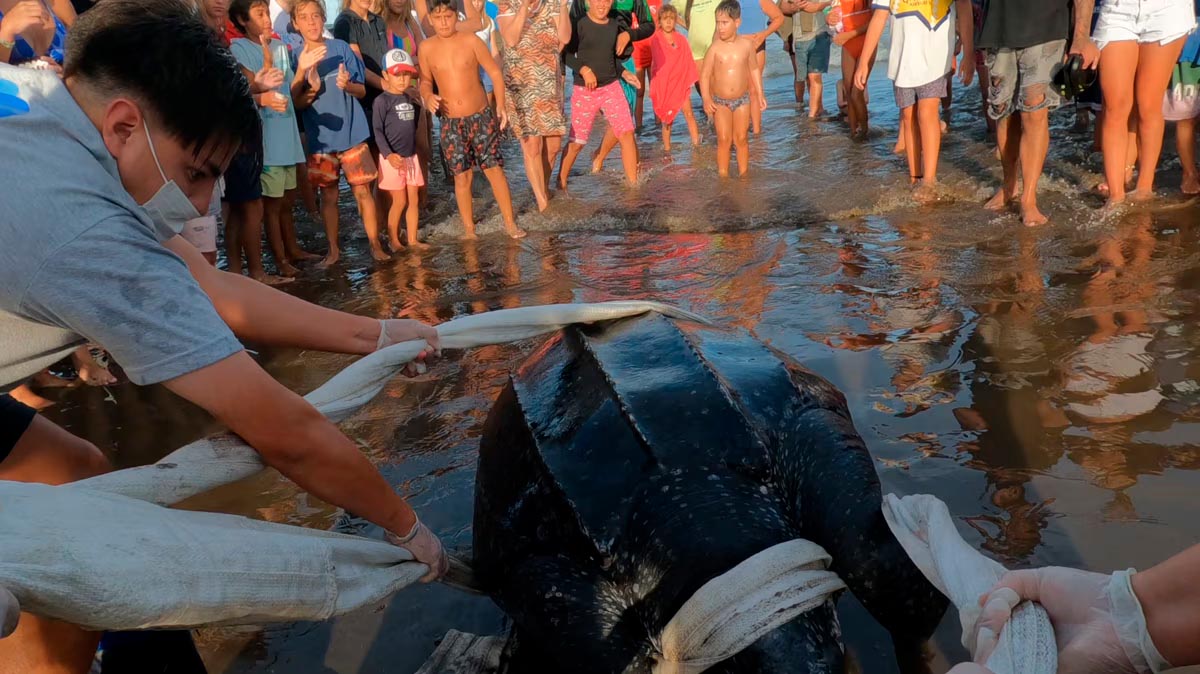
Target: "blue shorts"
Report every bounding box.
[221,150,264,204]
[0,394,36,463]
[793,32,832,80]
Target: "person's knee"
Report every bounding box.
[67,439,110,481]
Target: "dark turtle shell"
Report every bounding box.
[473,313,945,672]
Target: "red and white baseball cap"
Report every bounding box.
[384,49,417,76]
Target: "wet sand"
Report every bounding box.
[36,17,1200,674]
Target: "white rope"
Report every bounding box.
[74,300,710,508]
[882,494,1057,674]
[0,301,705,632]
[652,540,846,674]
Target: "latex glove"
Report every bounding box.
[974,567,1170,674]
[0,585,18,638]
[386,520,449,582]
[376,319,440,376]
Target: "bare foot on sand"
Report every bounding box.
[279,262,300,277]
[1128,189,1155,203]
[388,239,405,253]
[287,249,322,262]
[253,273,295,286]
[409,240,431,250]
[1183,173,1200,195]
[506,226,528,239]
[370,246,392,262]
[590,151,604,174]
[1021,203,1048,226]
[318,252,340,269]
[461,230,479,241]
[984,189,1014,211]
[912,182,940,205]
[72,347,117,386]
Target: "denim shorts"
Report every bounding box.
[793,32,832,79]
[984,40,1066,121]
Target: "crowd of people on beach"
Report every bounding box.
[7,0,1199,284]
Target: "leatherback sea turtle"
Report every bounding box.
[472,313,946,672]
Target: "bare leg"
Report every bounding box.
[715,104,735,177]
[1179,117,1200,194]
[318,184,341,268]
[482,165,526,238]
[807,72,825,118]
[593,125,619,172]
[295,155,319,215]
[635,67,648,129]
[520,135,551,211]
[543,135,563,195]
[683,104,701,145]
[234,199,276,282]
[453,170,478,239]
[224,200,243,275]
[977,61,996,136]
[1018,105,1051,225]
[915,96,942,201]
[900,104,920,180]
[733,103,751,175]
[986,112,1022,210]
[405,184,426,248]
[262,196,300,276]
[663,120,674,152]
[1100,41,1138,205]
[617,130,639,184]
[852,55,875,137]
[350,183,389,261]
[386,188,406,251]
[1131,37,1186,200]
[751,50,766,134]
[841,49,859,136]
[559,142,585,190]
[896,115,908,154]
[280,188,319,262]
[0,415,110,674]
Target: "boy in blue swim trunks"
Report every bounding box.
[700,0,766,177]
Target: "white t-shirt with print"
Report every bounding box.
[871,0,956,88]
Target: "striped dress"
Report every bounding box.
[498,0,568,137]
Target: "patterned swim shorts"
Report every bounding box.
[307,143,379,188]
[439,107,504,176]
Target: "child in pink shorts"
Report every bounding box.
[557,0,643,189]
[373,49,428,250]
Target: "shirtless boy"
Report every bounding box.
[700,0,766,177]
[419,0,525,239]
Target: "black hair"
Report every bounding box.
[230,0,270,36]
[715,0,740,19]
[429,0,457,13]
[64,0,261,159]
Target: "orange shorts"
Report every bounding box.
[307,143,378,188]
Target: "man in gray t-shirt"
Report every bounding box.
[778,0,832,117]
[0,0,447,666]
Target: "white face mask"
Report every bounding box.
[139,119,201,239]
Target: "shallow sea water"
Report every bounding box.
[38,11,1200,674]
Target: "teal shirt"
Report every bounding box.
[230,38,306,167]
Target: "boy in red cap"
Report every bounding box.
[373,48,427,251]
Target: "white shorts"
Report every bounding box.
[1093,0,1196,49]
